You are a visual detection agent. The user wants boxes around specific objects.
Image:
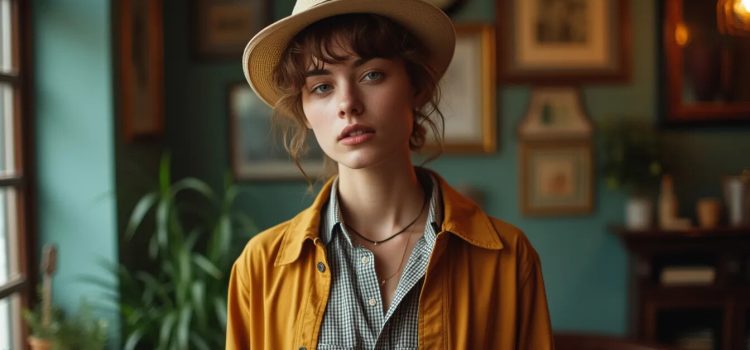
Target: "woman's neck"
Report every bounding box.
[336,159,427,242]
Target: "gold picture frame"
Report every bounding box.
[426,23,497,153]
[497,0,630,83]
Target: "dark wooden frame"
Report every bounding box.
[497,0,631,84]
[0,0,35,348]
[661,0,750,125]
[117,0,165,142]
[191,0,272,60]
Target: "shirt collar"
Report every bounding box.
[274,169,503,266]
[320,169,443,247]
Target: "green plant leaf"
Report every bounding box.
[158,312,177,350]
[189,333,211,350]
[191,280,207,327]
[156,198,170,251]
[214,297,227,330]
[125,192,158,240]
[172,178,215,201]
[176,305,193,350]
[136,272,172,307]
[192,254,222,279]
[159,153,171,196]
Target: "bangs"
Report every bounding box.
[274,14,428,91]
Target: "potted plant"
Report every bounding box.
[599,117,664,229]
[89,155,255,350]
[24,245,108,350]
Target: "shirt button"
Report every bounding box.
[368,298,376,306]
[361,256,369,264]
[317,262,326,273]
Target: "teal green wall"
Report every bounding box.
[33,0,120,344]
[159,0,750,337]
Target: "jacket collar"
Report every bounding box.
[274,170,504,266]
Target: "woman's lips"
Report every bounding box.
[338,125,375,145]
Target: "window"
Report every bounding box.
[0,0,31,349]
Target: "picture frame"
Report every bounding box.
[520,140,593,216]
[426,23,497,153]
[118,0,164,142]
[228,83,325,180]
[517,86,593,140]
[497,0,630,83]
[192,0,271,59]
[661,0,750,125]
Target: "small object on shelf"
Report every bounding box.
[658,175,678,228]
[657,175,692,230]
[659,265,716,286]
[696,198,721,229]
[723,173,750,227]
[626,196,653,230]
[673,328,714,350]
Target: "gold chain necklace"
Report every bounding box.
[378,233,412,286]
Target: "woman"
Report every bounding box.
[226,0,554,349]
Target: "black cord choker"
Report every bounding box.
[343,194,429,246]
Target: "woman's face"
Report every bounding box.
[301,45,417,171]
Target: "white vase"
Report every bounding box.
[626,196,653,230]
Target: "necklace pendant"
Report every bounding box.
[373,242,378,246]
[381,279,386,286]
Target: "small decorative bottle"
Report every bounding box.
[658,175,678,229]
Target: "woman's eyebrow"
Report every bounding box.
[303,57,373,78]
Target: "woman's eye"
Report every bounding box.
[311,84,332,94]
[363,71,384,81]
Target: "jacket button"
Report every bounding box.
[317,262,326,273]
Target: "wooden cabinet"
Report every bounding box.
[614,227,750,350]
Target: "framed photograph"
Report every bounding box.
[426,24,497,153]
[118,0,164,142]
[517,86,593,140]
[192,0,271,59]
[228,83,325,180]
[497,0,630,83]
[520,141,593,216]
[661,0,750,125]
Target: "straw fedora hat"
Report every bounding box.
[242,0,456,108]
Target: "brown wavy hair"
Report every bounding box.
[272,13,444,181]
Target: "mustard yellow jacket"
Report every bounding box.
[226,173,554,349]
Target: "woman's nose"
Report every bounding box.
[337,84,364,119]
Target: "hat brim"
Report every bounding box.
[242,0,456,108]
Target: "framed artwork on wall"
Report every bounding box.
[425,23,497,153]
[228,83,324,180]
[192,0,271,59]
[497,0,630,83]
[517,86,593,140]
[661,0,750,125]
[118,0,164,142]
[518,86,594,216]
[520,140,593,216]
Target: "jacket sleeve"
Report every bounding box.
[517,245,555,350]
[226,248,262,350]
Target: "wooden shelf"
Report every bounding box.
[612,225,750,350]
